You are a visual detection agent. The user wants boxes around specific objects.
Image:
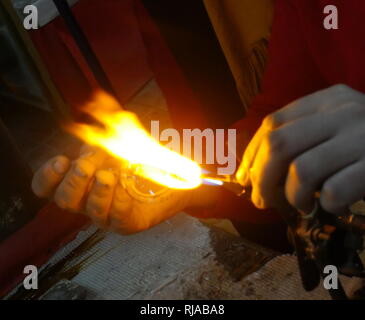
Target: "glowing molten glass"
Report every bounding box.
[68,91,202,190]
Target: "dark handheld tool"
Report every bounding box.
[203,174,365,300]
[53,0,119,100]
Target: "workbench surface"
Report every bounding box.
[7,213,364,300]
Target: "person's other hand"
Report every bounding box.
[32,145,194,234]
[236,84,365,215]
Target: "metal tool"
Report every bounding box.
[202,174,365,300]
[202,174,247,196]
[53,0,119,100]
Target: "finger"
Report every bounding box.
[103,156,122,170]
[237,90,327,185]
[79,145,108,168]
[85,170,117,228]
[249,103,365,210]
[319,160,365,215]
[249,116,331,209]
[236,123,268,186]
[285,134,360,214]
[236,94,326,186]
[54,156,97,212]
[238,85,361,185]
[108,182,137,234]
[32,155,70,198]
[274,84,361,122]
[250,183,266,209]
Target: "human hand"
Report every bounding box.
[32,145,194,234]
[236,84,365,215]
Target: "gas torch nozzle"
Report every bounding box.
[201,174,251,198]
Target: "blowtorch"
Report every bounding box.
[202,173,365,300]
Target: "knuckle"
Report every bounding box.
[248,166,260,185]
[72,159,94,179]
[289,157,312,186]
[61,175,80,192]
[266,129,288,155]
[346,102,365,116]
[321,182,342,211]
[330,84,360,100]
[263,112,284,129]
[332,83,350,94]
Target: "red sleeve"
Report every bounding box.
[193,0,327,224]
[234,0,327,137]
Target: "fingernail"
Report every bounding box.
[74,165,88,178]
[96,178,109,188]
[96,171,114,188]
[107,168,119,176]
[53,158,68,174]
[80,151,95,159]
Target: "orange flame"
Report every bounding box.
[67,91,202,190]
